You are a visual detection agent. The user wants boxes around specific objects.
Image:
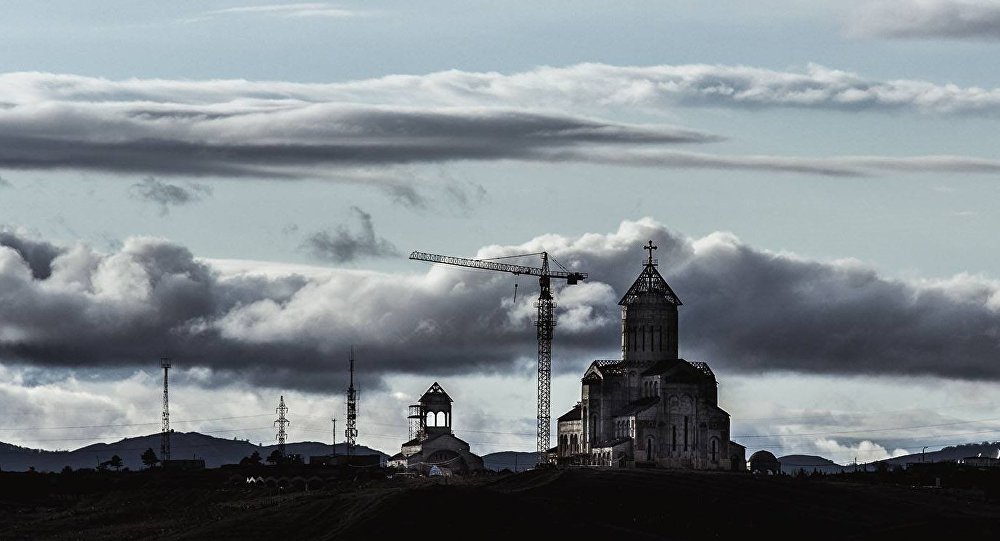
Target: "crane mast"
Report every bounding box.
[409,250,586,465]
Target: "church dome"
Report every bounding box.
[749,450,781,474]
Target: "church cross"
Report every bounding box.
[644,240,657,265]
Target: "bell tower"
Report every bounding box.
[418,382,453,437]
[619,240,682,367]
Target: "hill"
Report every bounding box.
[481,451,538,472]
[2,467,999,539]
[0,432,388,472]
[779,454,848,474]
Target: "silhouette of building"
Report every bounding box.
[386,382,484,474]
[749,450,781,475]
[556,241,745,470]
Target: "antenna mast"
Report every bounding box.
[275,395,289,457]
[160,356,171,461]
[345,348,358,456]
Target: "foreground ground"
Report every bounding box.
[2,466,999,540]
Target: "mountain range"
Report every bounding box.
[4,432,998,474]
[0,432,388,472]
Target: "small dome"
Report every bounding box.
[749,450,781,474]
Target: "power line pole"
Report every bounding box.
[331,417,337,457]
[160,356,171,461]
[345,348,358,456]
[275,395,289,457]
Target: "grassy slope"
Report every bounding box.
[3,468,1000,540]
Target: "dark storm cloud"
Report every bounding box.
[0,221,998,391]
[0,230,64,279]
[129,177,211,214]
[849,1,1000,40]
[0,103,716,178]
[302,206,400,263]
[5,70,1000,181]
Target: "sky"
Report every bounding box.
[2,0,1000,466]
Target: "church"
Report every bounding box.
[556,241,745,470]
[386,382,484,474]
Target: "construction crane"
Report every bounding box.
[409,250,587,464]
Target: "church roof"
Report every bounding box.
[558,403,582,422]
[618,262,682,306]
[613,396,660,417]
[588,359,626,377]
[641,358,716,383]
[419,381,453,404]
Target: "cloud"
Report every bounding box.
[0,174,10,188]
[2,68,1000,183]
[301,206,400,263]
[0,219,999,392]
[190,3,360,22]
[848,0,1000,40]
[129,177,211,215]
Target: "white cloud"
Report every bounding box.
[189,3,361,22]
[2,218,1000,393]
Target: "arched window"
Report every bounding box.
[654,381,659,396]
[711,438,718,463]
[426,411,435,427]
[684,416,689,451]
[436,411,447,427]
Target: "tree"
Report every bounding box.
[61,465,73,474]
[266,449,283,465]
[240,450,262,466]
[141,448,159,469]
[109,454,123,472]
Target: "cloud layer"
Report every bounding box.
[849,0,1000,40]
[0,219,999,392]
[302,206,400,263]
[3,67,1000,182]
[129,176,211,214]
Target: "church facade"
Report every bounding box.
[557,242,745,470]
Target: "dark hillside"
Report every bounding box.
[3,467,1000,540]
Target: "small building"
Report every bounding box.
[961,456,1000,468]
[386,382,484,474]
[749,450,781,475]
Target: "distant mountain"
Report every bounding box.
[778,454,847,475]
[482,451,538,472]
[880,441,1000,468]
[0,432,389,472]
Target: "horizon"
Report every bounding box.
[3,1,1000,468]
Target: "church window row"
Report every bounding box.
[623,325,665,352]
[425,411,449,427]
[642,380,659,397]
[559,433,580,455]
[615,419,635,439]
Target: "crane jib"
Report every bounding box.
[409,251,587,282]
